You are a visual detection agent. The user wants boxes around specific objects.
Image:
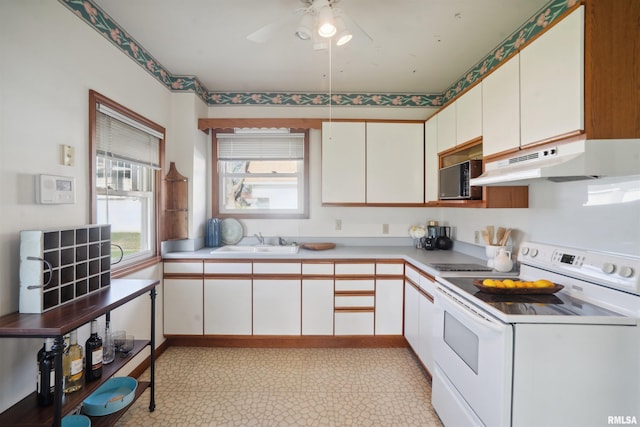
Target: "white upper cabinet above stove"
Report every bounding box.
[520,6,584,146]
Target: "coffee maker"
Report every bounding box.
[423,221,439,250]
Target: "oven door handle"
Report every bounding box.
[436,286,505,333]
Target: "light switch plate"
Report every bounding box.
[62,144,74,166]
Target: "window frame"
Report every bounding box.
[89,90,165,277]
[212,128,310,219]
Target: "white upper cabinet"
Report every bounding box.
[520,6,584,145]
[424,117,439,202]
[482,53,521,156]
[455,84,482,144]
[366,122,424,203]
[436,104,456,152]
[322,121,366,203]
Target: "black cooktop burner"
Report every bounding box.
[429,263,493,272]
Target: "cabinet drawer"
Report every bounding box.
[419,273,436,296]
[405,264,420,284]
[376,263,404,276]
[335,296,374,308]
[164,261,203,274]
[335,279,375,291]
[204,261,251,275]
[253,262,301,275]
[335,263,375,275]
[334,311,374,335]
[302,262,334,275]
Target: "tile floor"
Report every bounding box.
[115,346,444,426]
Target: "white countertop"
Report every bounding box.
[163,245,503,277]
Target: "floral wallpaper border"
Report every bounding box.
[59,0,573,107]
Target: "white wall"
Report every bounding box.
[0,1,180,413]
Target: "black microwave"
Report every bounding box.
[439,160,483,200]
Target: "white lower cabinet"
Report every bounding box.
[204,279,252,335]
[163,278,203,335]
[375,279,403,335]
[404,281,420,350]
[335,311,375,335]
[253,279,301,335]
[404,272,435,374]
[302,279,334,335]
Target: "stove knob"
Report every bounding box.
[619,266,634,278]
[530,248,539,257]
[521,247,530,255]
[602,262,616,274]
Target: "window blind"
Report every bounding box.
[96,105,161,169]
[217,133,305,160]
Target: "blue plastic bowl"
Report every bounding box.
[62,414,91,427]
[82,376,138,416]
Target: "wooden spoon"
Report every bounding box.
[500,228,512,246]
[481,229,491,245]
[486,226,494,245]
[496,227,506,247]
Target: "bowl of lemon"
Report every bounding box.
[473,278,563,294]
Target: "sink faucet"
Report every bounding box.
[278,237,288,246]
[254,233,264,245]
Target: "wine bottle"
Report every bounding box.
[85,320,103,381]
[36,338,55,406]
[63,330,83,393]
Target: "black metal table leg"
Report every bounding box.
[149,287,156,412]
[52,335,64,427]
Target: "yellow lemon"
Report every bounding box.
[503,279,515,288]
[515,281,526,288]
[482,279,495,287]
[534,279,554,288]
[494,280,505,288]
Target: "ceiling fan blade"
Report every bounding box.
[338,9,373,44]
[246,9,305,44]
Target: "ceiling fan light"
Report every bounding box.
[295,14,313,40]
[334,16,352,46]
[317,6,336,38]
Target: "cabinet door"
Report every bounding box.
[366,122,424,203]
[253,279,301,335]
[424,118,439,202]
[321,121,366,203]
[204,279,252,335]
[302,279,334,335]
[163,279,203,335]
[482,53,521,156]
[455,84,482,144]
[520,6,584,145]
[436,104,456,152]
[375,279,403,335]
[404,281,420,351]
[418,292,434,373]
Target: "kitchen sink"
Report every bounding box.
[211,245,300,254]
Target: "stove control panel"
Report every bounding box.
[519,242,640,295]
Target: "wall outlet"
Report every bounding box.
[382,224,389,234]
[335,219,342,231]
[474,230,480,244]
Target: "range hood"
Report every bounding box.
[470,139,640,186]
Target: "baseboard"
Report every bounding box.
[165,335,409,348]
[127,339,170,378]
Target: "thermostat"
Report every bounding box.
[37,174,76,204]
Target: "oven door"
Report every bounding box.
[432,284,513,427]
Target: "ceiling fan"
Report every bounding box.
[246,0,372,50]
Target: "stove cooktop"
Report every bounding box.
[440,276,625,318]
[429,263,493,272]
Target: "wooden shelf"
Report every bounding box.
[164,162,188,240]
[0,279,158,427]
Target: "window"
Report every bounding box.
[89,90,165,273]
[214,128,309,218]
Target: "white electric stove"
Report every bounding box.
[431,241,640,427]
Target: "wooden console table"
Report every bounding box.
[0,279,158,427]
